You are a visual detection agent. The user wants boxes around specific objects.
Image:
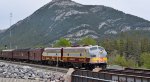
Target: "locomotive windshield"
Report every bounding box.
[90,47,97,51]
[89,47,98,57]
[98,47,104,50]
[89,46,107,57]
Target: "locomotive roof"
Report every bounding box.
[45,46,100,49]
[45,48,61,50]
[44,45,104,50]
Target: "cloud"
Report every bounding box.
[0,0,150,29]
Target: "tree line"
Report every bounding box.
[54,37,150,69]
[1,36,149,69]
[100,36,150,68]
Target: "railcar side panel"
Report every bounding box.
[42,47,90,63]
[1,50,13,59]
[29,48,43,61]
[13,49,30,60]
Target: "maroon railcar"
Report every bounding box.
[13,49,30,60]
[1,49,13,59]
[29,48,44,61]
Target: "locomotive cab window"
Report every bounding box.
[89,46,99,57]
[90,47,97,51]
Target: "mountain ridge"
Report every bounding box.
[0,0,150,48]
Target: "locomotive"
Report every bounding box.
[0,45,107,69]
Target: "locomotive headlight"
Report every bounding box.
[99,50,107,58]
[99,50,103,54]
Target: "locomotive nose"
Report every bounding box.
[103,50,107,56]
[99,50,107,57]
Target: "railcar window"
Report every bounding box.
[80,53,82,56]
[91,55,96,57]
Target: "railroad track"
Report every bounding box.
[0,60,68,74]
[1,59,150,82]
[72,68,150,82]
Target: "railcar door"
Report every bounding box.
[61,48,63,60]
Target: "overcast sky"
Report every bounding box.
[0,0,150,29]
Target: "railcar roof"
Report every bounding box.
[2,49,14,51]
[30,48,43,50]
[13,48,30,51]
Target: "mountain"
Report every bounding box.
[0,29,6,34]
[0,30,3,34]
[0,0,150,48]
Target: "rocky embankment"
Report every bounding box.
[0,62,65,82]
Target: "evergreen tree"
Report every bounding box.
[119,39,125,56]
[141,38,149,53]
[78,37,97,45]
[54,38,71,47]
[114,55,127,67]
[140,53,150,69]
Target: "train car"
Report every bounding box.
[42,45,107,69]
[42,48,62,65]
[1,49,13,60]
[13,49,30,61]
[29,48,44,62]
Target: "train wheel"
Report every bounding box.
[98,63,107,69]
[102,64,107,69]
[73,63,82,69]
[58,61,63,67]
[85,64,94,70]
[62,62,66,68]
[73,63,78,69]
[47,61,54,66]
[67,62,73,68]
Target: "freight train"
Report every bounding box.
[0,45,107,69]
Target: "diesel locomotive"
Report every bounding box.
[0,45,107,69]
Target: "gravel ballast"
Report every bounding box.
[0,62,65,82]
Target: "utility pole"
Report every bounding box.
[10,13,12,49]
